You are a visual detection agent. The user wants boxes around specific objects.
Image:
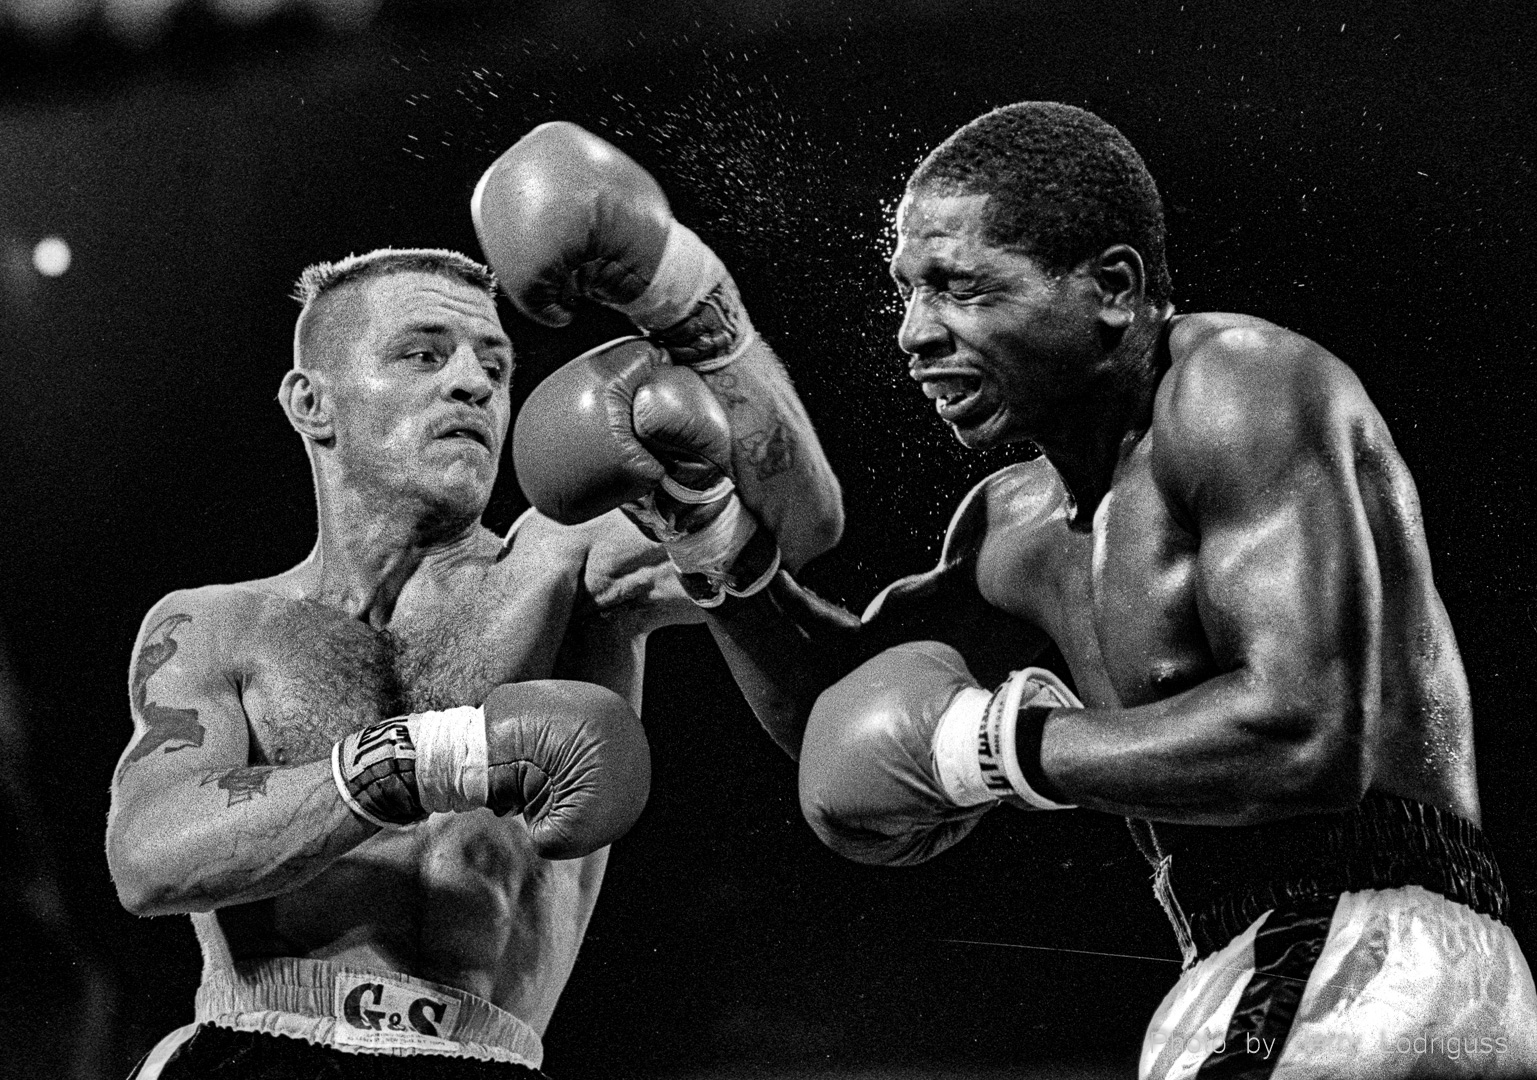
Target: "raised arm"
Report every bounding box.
[105,591,373,916]
[1037,329,1381,824]
[472,120,843,571]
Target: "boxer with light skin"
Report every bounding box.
[703,103,1537,1076]
[106,125,840,1080]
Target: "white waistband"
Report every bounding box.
[195,957,542,1066]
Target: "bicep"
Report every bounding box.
[1189,429,1381,728]
[111,602,252,816]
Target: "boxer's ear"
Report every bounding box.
[278,369,334,442]
[1089,244,1146,332]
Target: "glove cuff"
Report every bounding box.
[675,505,782,609]
[332,720,428,830]
[615,222,756,370]
[991,668,1079,811]
[662,491,756,578]
[931,668,1080,812]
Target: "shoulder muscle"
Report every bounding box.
[1158,314,1374,516]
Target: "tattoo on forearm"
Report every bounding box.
[123,613,205,769]
[705,371,750,409]
[739,422,794,481]
[173,784,352,908]
[200,766,276,807]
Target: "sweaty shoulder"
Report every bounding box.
[947,457,1067,568]
[1154,312,1380,507]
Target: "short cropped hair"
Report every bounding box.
[909,102,1171,304]
[291,247,497,308]
[290,248,499,371]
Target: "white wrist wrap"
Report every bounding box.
[932,686,997,807]
[933,668,1081,812]
[663,492,759,579]
[617,222,724,330]
[411,706,489,814]
[615,221,756,371]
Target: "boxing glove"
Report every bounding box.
[799,641,1080,867]
[472,121,754,368]
[331,680,651,860]
[512,336,681,525]
[513,336,780,603]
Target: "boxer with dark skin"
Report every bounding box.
[705,103,1536,1076]
[105,167,839,1080]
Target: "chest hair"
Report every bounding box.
[248,590,524,764]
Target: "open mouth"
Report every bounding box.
[918,374,983,422]
[440,426,490,450]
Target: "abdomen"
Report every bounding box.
[212,812,605,1029]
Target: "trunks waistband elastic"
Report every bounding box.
[1129,793,1510,961]
[195,957,543,1066]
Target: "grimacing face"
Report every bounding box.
[325,271,514,518]
[889,188,1103,450]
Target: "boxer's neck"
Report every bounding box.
[1036,305,1172,531]
[304,479,484,625]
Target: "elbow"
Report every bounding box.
[107,840,162,917]
[781,490,845,571]
[811,476,846,553]
[1258,703,1371,817]
[106,819,191,917]
[1289,734,1370,812]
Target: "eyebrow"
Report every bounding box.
[387,323,513,352]
[889,254,981,286]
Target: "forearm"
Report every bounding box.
[1040,670,1366,825]
[107,759,374,915]
[701,338,843,571]
[706,571,869,759]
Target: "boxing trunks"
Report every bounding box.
[1129,795,1537,1078]
[128,958,547,1079]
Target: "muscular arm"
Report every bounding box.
[105,593,375,916]
[709,468,1051,758]
[1039,328,1380,825]
[696,335,843,572]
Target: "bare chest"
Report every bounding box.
[987,460,1214,706]
[1086,450,1216,704]
[237,564,578,765]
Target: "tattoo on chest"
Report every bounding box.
[123,613,204,769]
[200,766,275,806]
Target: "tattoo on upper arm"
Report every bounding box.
[123,613,206,768]
[200,766,275,807]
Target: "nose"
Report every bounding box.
[446,343,494,406]
[897,291,949,360]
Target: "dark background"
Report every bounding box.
[2,2,1534,1077]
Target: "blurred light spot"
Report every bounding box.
[33,236,71,277]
